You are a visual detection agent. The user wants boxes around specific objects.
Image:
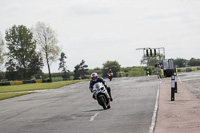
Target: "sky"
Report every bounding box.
[0,0,200,73]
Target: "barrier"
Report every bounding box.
[36,79,43,83]
[191,67,197,71]
[0,79,43,86]
[0,82,10,86]
[177,67,198,73]
[23,80,36,84]
[10,81,23,85]
[180,68,186,72]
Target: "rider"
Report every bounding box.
[108,69,113,74]
[89,72,113,101]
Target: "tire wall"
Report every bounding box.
[177,66,199,73]
[0,79,43,86]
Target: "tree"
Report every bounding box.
[28,54,44,78]
[102,61,121,77]
[5,59,17,80]
[73,60,88,80]
[0,32,5,70]
[33,22,60,82]
[173,58,187,67]
[188,58,200,66]
[87,67,102,76]
[5,25,43,80]
[58,52,70,80]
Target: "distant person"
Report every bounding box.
[107,69,113,81]
[108,69,113,74]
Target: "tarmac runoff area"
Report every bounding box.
[154,78,200,133]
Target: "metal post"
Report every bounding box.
[171,75,175,101]
[174,72,177,93]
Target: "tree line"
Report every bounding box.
[140,54,200,68]
[173,58,200,67]
[0,23,122,81]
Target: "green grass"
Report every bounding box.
[0,92,35,101]
[0,80,84,93]
[0,80,86,100]
[127,67,146,77]
[52,76,63,82]
[0,80,87,101]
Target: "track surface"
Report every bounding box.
[0,76,161,133]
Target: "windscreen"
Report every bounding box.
[163,60,169,69]
[168,59,174,69]
[94,83,101,89]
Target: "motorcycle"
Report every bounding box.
[108,73,113,81]
[92,82,111,110]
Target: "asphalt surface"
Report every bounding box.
[179,71,200,100]
[0,76,161,133]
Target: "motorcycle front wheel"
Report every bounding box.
[98,95,107,110]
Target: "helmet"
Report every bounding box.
[91,73,98,81]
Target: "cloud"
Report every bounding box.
[67,6,111,16]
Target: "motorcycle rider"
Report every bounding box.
[108,69,113,74]
[89,72,113,101]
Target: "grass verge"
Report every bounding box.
[0,80,87,100]
[0,80,85,93]
[0,92,35,101]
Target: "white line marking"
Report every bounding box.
[149,82,161,133]
[180,77,200,82]
[178,76,182,84]
[89,112,99,121]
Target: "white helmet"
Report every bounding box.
[91,73,98,81]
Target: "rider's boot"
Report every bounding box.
[106,87,113,101]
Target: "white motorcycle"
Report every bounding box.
[92,82,111,110]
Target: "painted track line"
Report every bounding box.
[149,80,161,133]
[89,112,99,121]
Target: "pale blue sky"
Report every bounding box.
[0,0,200,72]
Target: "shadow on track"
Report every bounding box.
[82,108,105,112]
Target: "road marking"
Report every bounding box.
[89,112,99,121]
[149,84,160,133]
[180,77,200,82]
[178,76,182,84]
